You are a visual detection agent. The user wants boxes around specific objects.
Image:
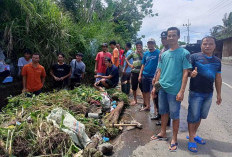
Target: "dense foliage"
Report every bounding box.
[0,0,154,74]
[211,12,232,40]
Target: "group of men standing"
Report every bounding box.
[94,27,222,153]
[18,26,222,153]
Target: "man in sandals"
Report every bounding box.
[150,27,192,152]
[187,36,222,152]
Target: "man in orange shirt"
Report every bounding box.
[110,40,119,67]
[22,53,46,96]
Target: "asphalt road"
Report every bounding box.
[112,63,232,157]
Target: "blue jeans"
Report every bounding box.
[187,91,213,123]
[158,88,181,120]
[95,73,105,82]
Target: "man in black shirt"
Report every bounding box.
[94,57,119,91]
[50,53,71,89]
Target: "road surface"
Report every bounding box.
[112,64,232,157]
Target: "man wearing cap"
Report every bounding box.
[138,38,160,111]
[70,53,86,89]
[125,41,144,106]
[94,43,112,82]
[151,31,169,123]
[94,57,119,91]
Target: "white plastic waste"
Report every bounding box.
[46,108,91,148]
[100,92,111,109]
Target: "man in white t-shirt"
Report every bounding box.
[18,49,32,76]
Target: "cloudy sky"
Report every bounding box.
[138,0,232,46]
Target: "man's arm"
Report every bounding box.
[95,61,98,74]
[123,63,129,73]
[41,76,45,85]
[215,73,222,105]
[176,69,189,101]
[22,75,27,92]
[138,65,144,82]
[125,58,133,68]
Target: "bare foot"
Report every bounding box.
[130,100,138,106]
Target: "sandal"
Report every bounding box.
[139,107,150,112]
[188,142,198,153]
[186,136,206,145]
[150,134,168,141]
[169,143,178,152]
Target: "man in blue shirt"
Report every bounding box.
[187,36,222,153]
[121,42,133,94]
[94,57,119,91]
[139,38,160,111]
[150,27,192,152]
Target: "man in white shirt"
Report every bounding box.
[18,49,32,76]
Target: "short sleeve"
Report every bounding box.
[190,54,195,70]
[21,66,27,76]
[217,61,221,73]
[82,63,86,73]
[110,67,118,77]
[95,53,100,61]
[113,49,119,58]
[41,67,46,77]
[18,58,23,67]
[127,53,133,60]
[183,51,192,70]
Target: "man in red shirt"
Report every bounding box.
[95,43,112,82]
[22,53,46,96]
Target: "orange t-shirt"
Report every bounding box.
[112,48,119,67]
[22,63,46,92]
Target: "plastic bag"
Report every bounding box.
[100,92,111,109]
[46,108,91,148]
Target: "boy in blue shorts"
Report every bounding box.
[187,36,222,153]
[150,27,192,152]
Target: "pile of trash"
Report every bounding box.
[0,86,128,157]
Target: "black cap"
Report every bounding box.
[76,53,83,57]
[161,31,167,38]
[104,57,112,63]
[135,40,143,46]
[102,43,108,47]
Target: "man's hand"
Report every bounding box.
[94,75,101,78]
[138,75,142,83]
[60,77,64,81]
[191,67,198,78]
[94,69,97,74]
[176,91,184,102]
[151,87,157,99]
[22,88,28,93]
[216,95,222,105]
[54,76,60,81]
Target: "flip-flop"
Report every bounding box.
[188,142,198,153]
[139,107,150,112]
[150,134,168,141]
[186,136,206,145]
[169,143,178,152]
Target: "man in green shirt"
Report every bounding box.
[125,41,144,106]
[151,27,192,152]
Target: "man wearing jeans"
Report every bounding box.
[150,27,192,152]
[138,38,160,111]
[187,36,222,153]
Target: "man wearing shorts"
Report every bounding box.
[187,36,222,153]
[94,57,119,91]
[125,41,143,105]
[151,27,192,152]
[121,42,133,94]
[139,38,160,111]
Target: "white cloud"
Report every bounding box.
[138,0,232,46]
